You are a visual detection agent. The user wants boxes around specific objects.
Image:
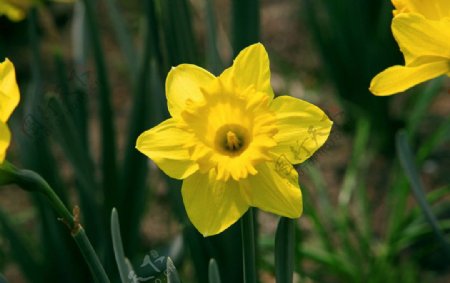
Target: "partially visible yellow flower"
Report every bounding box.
[136,43,332,236]
[369,0,450,96]
[392,0,450,19]
[0,0,37,21]
[0,58,20,163]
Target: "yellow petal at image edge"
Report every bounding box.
[369,60,449,96]
[219,43,274,99]
[0,3,26,22]
[136,118,198,179]
[0,122,11,163]
[0,58,20,123]
[392,0,450,20]
[181,171,249,237]
[240,162,302,218]
[392,13,450,64]
[270,95,332,164]
[166,64,215,119]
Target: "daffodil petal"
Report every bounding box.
[369,59,449,96]
[393,13,450,64]
[0,122,11,163]
[182,170,249,236]
[0,3,26,22]
[220,43,274,99]
[270,95,332,164]
[240,162,302,218]
[166,64,215,118]
[0,58,20,123]
[136,118,198,179]
[392,0,450,20]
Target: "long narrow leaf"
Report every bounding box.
[111,208,133,283]
[205,0,223,75]
[231,0,259,55]
[167,257,181,283]
[275,217,295,283]
[81,0,118,214]
[396,130,450,258]
[0,209,41,283]
[104,0,137,78]
[208,259,221,283]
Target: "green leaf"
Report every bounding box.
[406,77,444,136]
[0,209,42,283]
[231,0,259,55]
[417,116,450,162]
[167,257,182,283]
[396,130,450,258]
[81,0,118,216]
[208,258,221,283]
[158,0,198,66]
[241,208,257,283]
[104,0,137,78]
[118,0,156,254]
[275,217,295,283]
[205,0,223,75]
[298,246,355,281]
[111,208,134,283]
[45,96,100,239]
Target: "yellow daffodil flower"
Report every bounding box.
[0,0,37,21]
[0,58,20,163]
[369,0,450,96]
[136,43,332,236]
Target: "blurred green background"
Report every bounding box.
[0,0,449,282]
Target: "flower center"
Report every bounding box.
[226,131,241,151]
[215,124,250,156]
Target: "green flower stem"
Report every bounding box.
[241,208,257,283]
[0,164,110,283]
[72,226,110,283]
[15,169,75,228]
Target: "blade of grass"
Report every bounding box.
[205,0,223,75]
[111,208,133,283]
[406,77,444,136]
[0,209,42,283]
[158,0,198,66]
[81,0,118,215]
[300,184,334,253]
[118,0,155,255]
[417,116,450,163]
[231,0,259,55]
[104,0,137,78]
[167,257,181,283]
[396,130,450,258]
[208,258,221,283]
[275,217,295,283]
[46,96,100,241]
[241,209,257,283]
[336,119,371,271]
[298,246,355,281]
[71,1,90,148]
[20,9,84,282]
